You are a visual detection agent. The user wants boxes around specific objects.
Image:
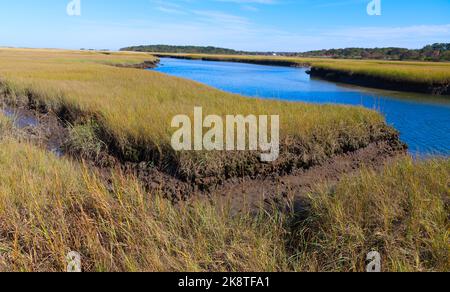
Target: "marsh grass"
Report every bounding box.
[0,50,446,272]
[291,158,450,272]
[0,130,446,272]
[0,113,12,135]
[0,48,394,182]
[65,120,107,160]
[0,137,292,272]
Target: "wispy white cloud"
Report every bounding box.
[192,9,250,25]
[4,0,448,51]
[214,0,278,3]
[64,18,450,52]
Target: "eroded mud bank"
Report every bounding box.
[1,105,67,157]
[113,59,160,69]
[0,98,407,210]
[153,54,309,68]
[308,67,450,96]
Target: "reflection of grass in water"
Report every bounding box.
[332,82,450,107]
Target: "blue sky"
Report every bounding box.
[1,0,449,51]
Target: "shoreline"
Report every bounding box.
[308,67,450,96]
[113,59,160,69]
[153,54,450,96]
[153,53,308,68]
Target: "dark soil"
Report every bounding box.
[1,105,68,156]
[309,67,450,96]
[208,140,405,213]
[1,78,405,194]
[173,123,404,192]
[113,59,160,69]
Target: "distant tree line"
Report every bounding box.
[297,43,450,62]
[120,43,450,62]
[120,45,243,55]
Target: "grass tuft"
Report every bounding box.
[65,120,106,160]
[290,158,450,272]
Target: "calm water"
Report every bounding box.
[153,58,450,156]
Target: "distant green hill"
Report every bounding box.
[120,45,242,55]
[121,43,450,62]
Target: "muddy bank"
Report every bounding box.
[210,140,406,213]
[0,102,407,210]
[1,85,402,194]
[78,138,408,208]
[113,59,160,69]
[0,102,195,202]
[1,105,67,156]
[174,123,405,192]
[0,79,407,207]
[308,67,450,96]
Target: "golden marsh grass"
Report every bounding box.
[0,48,393,179]
[293,157,450,272]
[0,130,446,271]
[0,135,292,272]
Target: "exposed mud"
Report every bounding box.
[0,103,190,200]
[113,60,160,69]
[75,139,407,213]
[174,124,404,192]
[209,140,406,213]
[1,105,68,156]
